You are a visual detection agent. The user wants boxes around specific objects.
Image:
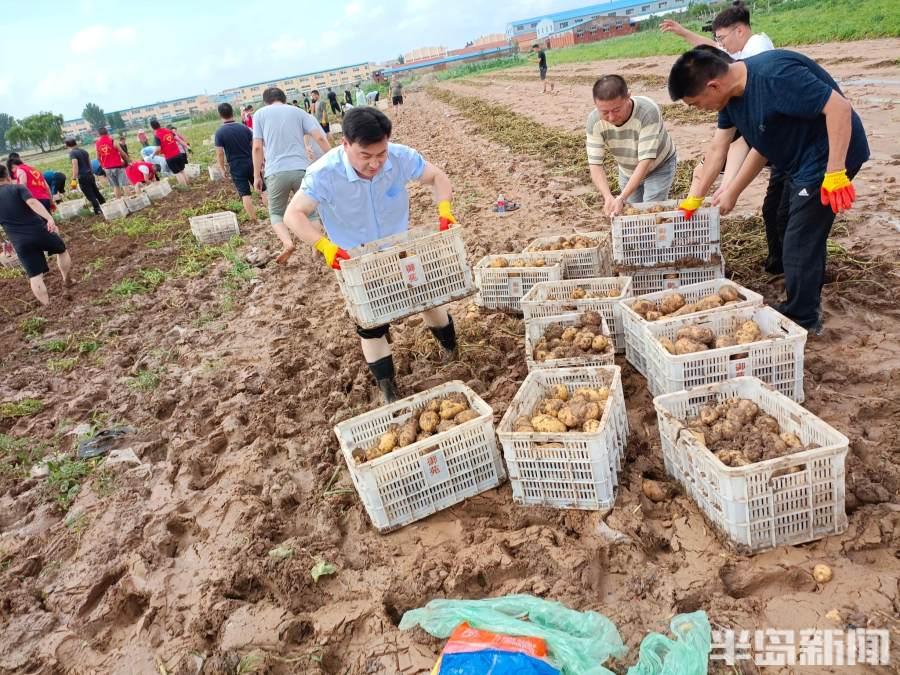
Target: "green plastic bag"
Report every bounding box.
[399,594,626,675]
[626,611,711,675]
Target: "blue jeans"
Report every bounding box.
[618,152,677,203]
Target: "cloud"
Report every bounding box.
[319,30,343,50]
[270,36,308,60]
[345,1,362,16]
[70,25,137,54]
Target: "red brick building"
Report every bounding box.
[545,16,638,49]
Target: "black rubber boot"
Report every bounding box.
[368,355,399,404]
[429,316,458,363]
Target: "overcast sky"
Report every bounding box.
[2,0,593,120]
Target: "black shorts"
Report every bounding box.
[166,153,187,174]
[356,324,390,340]
[231,171,265,198]
[9,227,67,278]
[539,66,547,81]
[392,95,403,106]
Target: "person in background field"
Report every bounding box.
[215,102,268,226]
[586,75,678,215]
[0,164,73,305]
[366,89,378,106]
[251,87,330,263]
[43,171,68,203]
[137,128,149,147]
[302,93,311,113]
[242,105,254,129]
[284,107,459,403]
[326,88,340,116]
[117,133,130,163]
[150,119,189,185]
[663,1,784,272]
[8,157,55,213]
[355,84,366,107]
[532,43,554,94]
[66,138,104,214]
[171,126,192,156]
[95,126,131,198]
[391,77,404,112]
[344,89,352,107]
[312,89,331,134]
[669,47,869,335]
[125,160,157,192]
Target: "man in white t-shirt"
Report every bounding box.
[662,1,785,273]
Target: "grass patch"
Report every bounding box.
[128,368,161,391]
[46,456,96,510]
[0,399,43,419]
[436,56,525,81]
[0,434,48,477]
[92,215,177,240]
[109,267,168,297]
[175,235,246,278]
[0,266,23,280]
[42,337,71,353]
[20,317,47,339]
[47,357,79,373]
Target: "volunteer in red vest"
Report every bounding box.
[149,119,188,185]
[8,157,55,212]
[95,126,131,198]
[125,161,158,192]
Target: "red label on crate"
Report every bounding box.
[663,275,681,290]
[400,255,425,287]
[727,356,750,379]
[508,275,523,297]
[420,449,450,486]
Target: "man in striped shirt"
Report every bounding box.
[586,75,677,216]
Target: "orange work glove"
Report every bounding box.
[820,169,855,214]
[314,237,350,270]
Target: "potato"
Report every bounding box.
[551,344,576,359]
[718,285,740,302]
[582,419,601,433]
[717,449,750,467]
[735,399,759,420]
[436,420,457,434]
[440,401,467,420]
[548,384,569,401]
[533,258,546,267]
[560,327,578,343]
[674,338,706,355]
[572,387,608,403]
[676,326,715,345]
[538,398,566,418]
[645,310,663,321]
[378,431,398,454]
[755,414,780,434]
[699,404,719,426]
[425,399,441,413]
[704,425,722,446]
[761,432,788,458]
[513,416,534,432]
[670,302,699,317]
[591,335,610,353]
[531,414,567,433]
[658,293,686,315]
[570,287,587,300]
[415,431,432,443]
[631,299,655,317]
[544,324,565,341]
[548,338,562,350]
[712,419,738,441]
[489,257,509,268]
[725,406,750,426]
[659,336,676,354]
[574,331,594,351]
[419,410,440,433]
[455,409,480,424]
[581,310,603,327]
[781,432,802,449]
[534,349,550,362]
[714,335,737,349]
[695,295,724,311]
[735,320,762,344]
[397,420,419,448]
[812,564,833,584]
[558,399,600,429]
[606,288,621,298]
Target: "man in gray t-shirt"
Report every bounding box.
[252,86,331,264]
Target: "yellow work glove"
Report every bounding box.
[438,200,456,231]
[69,179,78,190]
[678,195,704,220]
[314,237,350,270]
[820,169,855,214]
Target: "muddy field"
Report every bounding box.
[1,40,900,674]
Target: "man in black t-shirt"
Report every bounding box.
[65,138,105,214]
[0,164,73,305]
[327,88,340,115]
[532,43,554,93]
[214,102,267,225]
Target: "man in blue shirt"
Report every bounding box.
[668,47,869,334]
[284,107,458,403]
[214,102,267,226]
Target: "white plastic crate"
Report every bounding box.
[524,311,614,371]
[621,279,765,378]
[474,254,563,314]
[622,259,724,296]
[208,165,225,181]
[336,224,475,329]
[189,211,240,245]
[521,277,633,353]
[523,231,612,279]
[643,306,807,402]
[57,199,86,220]
[497,366,628,510]
[184,163,202,179]
[611,200,720,268]
[333,381,505,533]
[124,193,151,213]
[654,377,848,553]
[144,181,172,201]
[498,367,628,509]
[100,199,129,221]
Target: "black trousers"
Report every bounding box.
[761,169,788,272]
[78,174,105,213]
[775,170,857,329]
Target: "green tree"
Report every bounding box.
[82,102,108,131]
[5,122,26,150]
[7,112,64,152]
[107,111,126,130]
[0,113,14,153]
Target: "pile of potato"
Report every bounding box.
[528,235,598,252]
[684,397,813,467]
[512,383,610,433]
[623,204,668,216]
[532,311,612,363]
[488,256,547,268]
[353,393,480,464]
[629,285,744,322]
[658,318,763,355]
[569,286,622,300]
